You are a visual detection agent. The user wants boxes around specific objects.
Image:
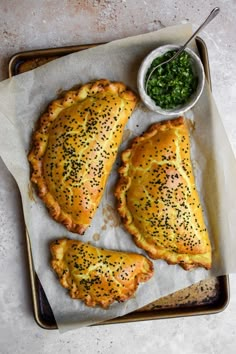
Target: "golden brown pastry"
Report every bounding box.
[50,238,154,308]
[18,56,59,74]
[28,79,138,234]
[115,117,212,270]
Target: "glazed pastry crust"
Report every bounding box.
[28,79,138,234]
[50,238,154,308]
[115,117,212,270]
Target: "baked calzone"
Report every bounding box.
[115,117,212,270]
[28,79,138,234]
[50,238,154,308]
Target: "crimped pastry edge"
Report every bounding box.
[115,117,212,271]
[50,238,154,308]
[28,79,138,234]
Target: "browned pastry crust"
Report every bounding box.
[50,238,154,308]
[28,79,138,234]
[115,117,212,270]
[18,56,59,74]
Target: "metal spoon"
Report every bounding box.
[145,7,220,92]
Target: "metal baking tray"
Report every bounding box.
[8,37,229,330]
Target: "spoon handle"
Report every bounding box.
[145,7,220,92]
[174,7,220,59]
[169,7,220,64]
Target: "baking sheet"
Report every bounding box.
[8,38,229,330]
[0,24,236,332]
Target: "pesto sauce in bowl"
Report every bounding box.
[145,50,198,109]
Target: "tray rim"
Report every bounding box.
[8,36,230,330]
[8,43,105,78]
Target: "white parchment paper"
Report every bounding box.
[0,24,236,332]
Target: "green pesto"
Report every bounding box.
[145,50,198,109]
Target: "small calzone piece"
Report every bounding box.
[28,79,138,234]
[50,238,154,308]
[115,117,212,270]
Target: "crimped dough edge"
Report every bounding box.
[28,79,138,234]
[50,238,154,308]
[115,117,212,271]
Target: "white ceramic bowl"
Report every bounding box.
[137,44,205,116]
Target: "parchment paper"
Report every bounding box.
[0,24,236,332]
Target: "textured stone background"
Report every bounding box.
[0,1,236,353]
